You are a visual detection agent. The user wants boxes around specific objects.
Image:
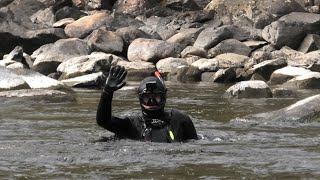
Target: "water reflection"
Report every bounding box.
[0,82,320,179]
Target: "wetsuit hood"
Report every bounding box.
[138,76,167,118]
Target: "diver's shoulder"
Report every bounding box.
[169,108,190,119]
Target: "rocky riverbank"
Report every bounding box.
[1,0,320,100]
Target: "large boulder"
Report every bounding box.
[223,80,272,99]
[64,11,113,38]
[116,60,156,81]
[205,0,306,28]
[283,72,320,89]
[87,28,124,54]
[61,72,105,88]
[241,94,320,123]
[0,89,75,101]
[156,57,189,76]
[0,67,30,91]
[0,67,66,91]
[262,12,320,49]
[127,38,182,63]
[113,0,153,16]
[245,58,288,81]
[269,66,311,85]
[207,39,252,58]
[57,52,114,80]
[31,38,90,75]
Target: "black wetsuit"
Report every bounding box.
[96,91,198,142]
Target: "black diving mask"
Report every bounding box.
[139,82,165,106]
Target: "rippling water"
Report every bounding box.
[0,82,320,179]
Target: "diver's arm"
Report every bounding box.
[96,65,128,133]
[96,90,115,130]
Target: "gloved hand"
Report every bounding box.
[103,65,127,93]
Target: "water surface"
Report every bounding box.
[1,82,320,179]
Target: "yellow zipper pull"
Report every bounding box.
[169,130,175,141]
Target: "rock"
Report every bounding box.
[272,88,296,98]
[212,68,236,83]
[163,0,202,11]
[207,39,252,58]
[0,67,30,91]
[61,72,105,88]
[283,72,320,89]
[31,38,90,75]
[127,38,182,63]
[245,58,288,81]
[53,18,75,28]
[0,89,75,102]
[156,57,189,76]
[64,11,113,38]
[223,80,272,99]
[193,26,233,50]
[115,26,152,54]
[269,66,311,85]
[54,6,86,21]
[116,60,156,81]
[242,40,268,51]
[57,52,113,80]
[242,94,320,123]
[181,46,207,58]
[297,34,320,53]
[0,67,66,91]
[87,28,124,54]
[262,12,320,49]
[166,28,204,48]
[215,53,249,69]
[30,7,55,28]
[113,0,153,16]
[191,58,219,72]
[168,65,202,82]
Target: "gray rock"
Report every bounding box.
[115,60,156,81]
[207,39,252,58]
[242,94,320,123]
[87,28,124,54]
[181,46,207,58]
[212,68,236,83]
[245,58,288,81]
[64,11,113,39]
[0,67,30,91]
[223,80,272,99]
[269,66,311,85]
[191,58,219,72]
[156,57,189,75]
[283,71,320,89]
[298,34,320,53]
[128,38,182,63]
[166,28,204,48]
[0,89,75,102]
[57,52,113,80]
[193,26,233,50]
[0,67,66,91]
[215,53,249,69]
[31,38,90,75]
[61,72,105,88]
[262,12,320,49]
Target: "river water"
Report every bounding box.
[0,81,320,179]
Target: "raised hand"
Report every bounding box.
[104,65,127,93]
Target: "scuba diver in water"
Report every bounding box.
[96,65,198,142]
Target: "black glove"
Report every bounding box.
[103,65,127,93]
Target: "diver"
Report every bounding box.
[96,65,198,142]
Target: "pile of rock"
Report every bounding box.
[1,0,320,99]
